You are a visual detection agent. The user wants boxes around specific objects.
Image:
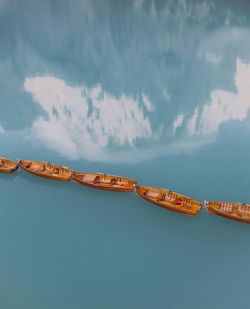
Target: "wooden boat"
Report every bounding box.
[19,160,73,181]
[205,201,250,223]
[135,185,202,216]
[72,172,137,192]
[0,157,19,174]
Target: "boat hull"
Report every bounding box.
[19,160,73,182]
[0,166,18,174]
[135,186,202,216]
[206,202,250,224]
[0,157,19,174]
[72,173,137,192]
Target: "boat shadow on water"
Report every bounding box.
[16,168,132,202]
[16,169,72,189]
[3,167,250,227]
[0,173,18,182]
[0,167,207,221]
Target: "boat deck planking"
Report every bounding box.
[135,185,202,216]
[206,201,250,223]
[72,172,137,192]
[0,157,19,174]
[19,160,73,181]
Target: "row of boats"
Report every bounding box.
[0,156,249,224]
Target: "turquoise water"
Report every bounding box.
[1,0,250,308]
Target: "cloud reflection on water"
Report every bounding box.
[0,124,4,133]
[24,76,154,161]
[22,57,250,163]
[189,58,250,136]
[1,0,250,162]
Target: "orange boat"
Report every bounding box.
[135,185,202,216]
[72,172,137,192]
[19,160,73,181]
[0,157,19,174]
[205,201,250,223]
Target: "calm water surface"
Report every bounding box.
[1,0,250,308]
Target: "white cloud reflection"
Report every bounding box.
[23,58,250,163]
[0,123,4,133]
[189,58,250,136]
[24,76,153,161]
[187,107,198,136]
[172,114,184,134]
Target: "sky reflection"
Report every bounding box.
[0,124,4,133]
[24,76,154,161]
[1,0,250,162]
[21,56,250,162]
[195,58,250,136]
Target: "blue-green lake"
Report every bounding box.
[1,0,250,308]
